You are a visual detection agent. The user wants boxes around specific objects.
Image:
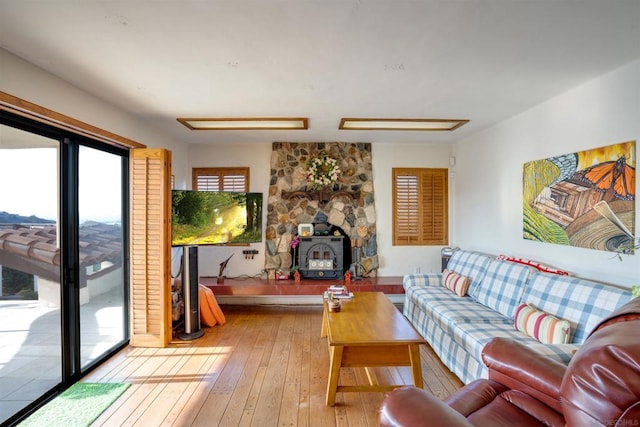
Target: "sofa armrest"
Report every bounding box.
[379,386,474,427]
[402,273,442,291]
[482,337,566,412]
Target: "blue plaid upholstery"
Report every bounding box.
[452,322,576,367]
[446,250,492,289]
[526,342,579,364]
[402,273,441,290]
[468,259,532,319]
[521,272,632,343]
[402,249,629,385]
[404,296,486,384]
[410,287,511,335]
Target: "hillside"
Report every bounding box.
[0,211,55,224]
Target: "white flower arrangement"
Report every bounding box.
[307,154,341,191]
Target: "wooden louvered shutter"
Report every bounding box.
[130,148,172,347]
[196,174,220,191]
[421,169,448,244]
[394,173,420,243]
[393,168,448,246]
[192,167,249,192]
[222,173,246,192]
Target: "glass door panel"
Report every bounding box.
[78,146,126,369]
[0,126,61,424]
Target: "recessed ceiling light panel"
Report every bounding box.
[177,117,308,130]
[339,118,469,131]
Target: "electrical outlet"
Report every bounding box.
[415,267,421,274]
[242,249,259,260]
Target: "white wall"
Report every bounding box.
[372,143,453,275]
[453,59,640,288]
[0,49,188,172]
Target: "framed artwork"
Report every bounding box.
[523,141,636,252]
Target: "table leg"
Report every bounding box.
[365,367,379,386]
[326,345,343,406]
[408,344,423,388]
[321,308,327,338]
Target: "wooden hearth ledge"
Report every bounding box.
[201,276,404,297]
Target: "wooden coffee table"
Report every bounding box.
[321,291,425,405]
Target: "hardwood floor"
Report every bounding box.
[84,304,462,426]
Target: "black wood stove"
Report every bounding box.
[298,235,349,279]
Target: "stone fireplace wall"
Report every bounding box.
[265,142,378,278]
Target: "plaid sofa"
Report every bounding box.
[403,250,632,385]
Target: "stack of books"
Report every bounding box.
[323,284,353,299]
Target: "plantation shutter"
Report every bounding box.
[130,148,172,347]
[192,167,249,192]
[393,168,448,246]
[394,173,420,242]
[196,174,220,191]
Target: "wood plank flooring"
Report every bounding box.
[84,304,462,426]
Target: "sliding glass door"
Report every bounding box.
[78,146,127,369]
[0,115,129,425]
[0,125,62,424]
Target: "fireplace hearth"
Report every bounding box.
[265,142,379,278]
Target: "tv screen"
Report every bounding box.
[171,190,263,246]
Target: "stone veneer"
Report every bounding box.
[265,142,378,278]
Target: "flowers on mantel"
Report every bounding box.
[306,153,341,191]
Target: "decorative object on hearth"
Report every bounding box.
[217,254,233,284]
[297,223,313,237]
[306,152,341,191]
[290,233,300,270]
[313,222,331,236]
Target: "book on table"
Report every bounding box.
[324,284,353,299]
[323,291,353,299]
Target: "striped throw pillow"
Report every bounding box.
[514,302,571,344]
[442,269,471,297]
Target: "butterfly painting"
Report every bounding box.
[574,155,635,201]
[523,141,636,252]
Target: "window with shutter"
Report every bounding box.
[393,168,448,246]
[192,167,249,192]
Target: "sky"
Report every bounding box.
[0,147,123,223]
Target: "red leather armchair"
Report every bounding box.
[379,297,640,427]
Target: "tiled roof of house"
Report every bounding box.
[0,222,122,280]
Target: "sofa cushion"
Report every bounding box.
[442,269,471,296]
[514,302,571,344]
[446,250,492,289]
[468,259,532,320]
[452,322,576,368]
[409,286,512,336]
[521,272,632,344]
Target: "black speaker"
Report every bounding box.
[179,245,204,340]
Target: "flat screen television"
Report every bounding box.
[171,190,263,246]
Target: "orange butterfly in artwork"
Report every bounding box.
[575,155,635,200]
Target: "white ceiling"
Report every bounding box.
[1,0,640,145]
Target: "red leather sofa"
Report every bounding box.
[379,297,640,427]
